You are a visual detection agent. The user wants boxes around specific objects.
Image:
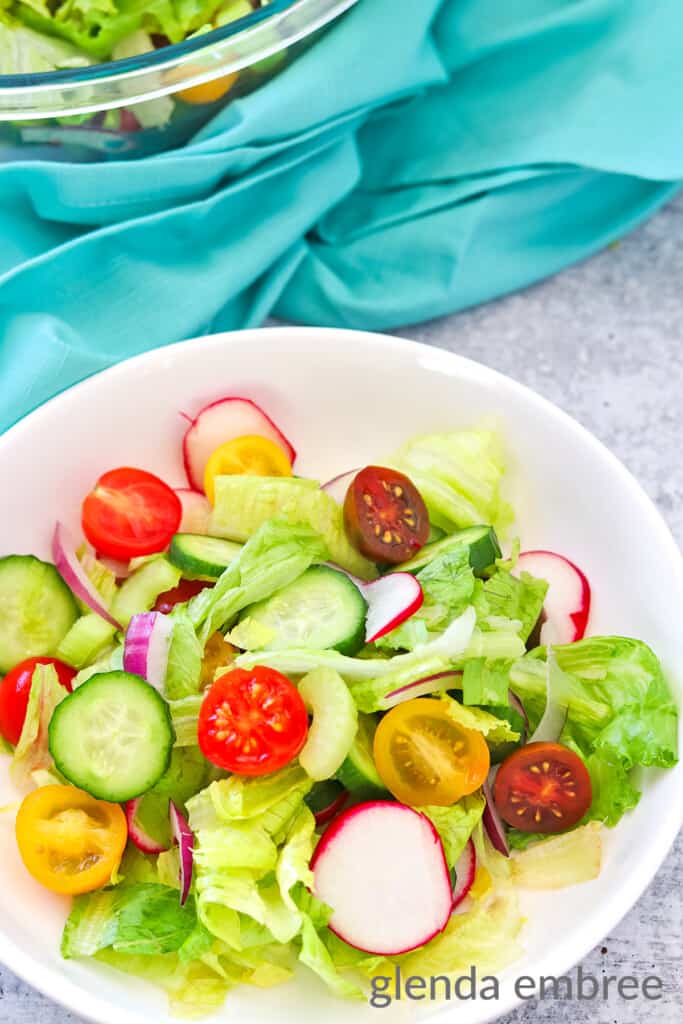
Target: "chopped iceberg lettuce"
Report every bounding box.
[209,477,377,580]
[390,429,513,536]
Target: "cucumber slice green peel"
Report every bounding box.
[48,671,174,802]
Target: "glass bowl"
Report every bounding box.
[0,0,356,162]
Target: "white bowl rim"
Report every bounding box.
[0,324,681,1024]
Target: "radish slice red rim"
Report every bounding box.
[52,523,121,629]
[321,468,359,505]
[322,564,424,645]
[123,612,174,693]
[527,647,569,744]
[482,776,510,858]
[383,670,462,709]
[169,801,194,906]
[362,573,424,643]
[515,550,591,645]
[175,488,212,534]
[452,838,476,910]
[182,397,296,492]
[311,801,452,955]
[125,799,170,855]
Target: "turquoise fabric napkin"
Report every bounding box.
[2,0,682,432]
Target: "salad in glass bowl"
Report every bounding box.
[0,0,355,160]
[0,392,678,1017]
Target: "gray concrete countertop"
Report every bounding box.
[2,195,682,1024]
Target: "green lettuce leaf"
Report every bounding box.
[188,518,329,644]
[62,883,201,958]
[299,916,365,1000]
[390,429,513,536]
[165,609,203,699]
[421,792,486,867]
[189,767,315,950]
[209,477,377,580]
[11,664,67,781]
[473,568,547,642]
[462,657,511,706]
[375,545,475,652]
[443,695,520,746]
[0,23,92,72]
[511,637,679,769]
[13,0,232,60]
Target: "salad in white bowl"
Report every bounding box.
[0,390,678,1017]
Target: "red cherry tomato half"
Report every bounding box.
[82,467,182,561]
[343,466,430,565]
[153,579,213,614]
[493,741,593,833]
[198,667,308,776]
[0,657,76,747]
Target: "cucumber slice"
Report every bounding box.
[398,526,501,576]
[0,555,79,673]
[169,534,242,580]
[112,557,181,627]
[336,713,387,798]
[231,566,367,656]
[48,671,174,801]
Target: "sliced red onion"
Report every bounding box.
[124,612,174,692]
[452,838,476,910]
[482,776,510,858]
[314,788,350,828]
[52,522,121,628]
[383,670,462,709]
[527,648,568,744]
[508,689,529,743]
[169,801,194,906]
[321,468,360,505]
[125,798,170,855]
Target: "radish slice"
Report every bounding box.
[175,489,212,534]
[311,801,452,955]
[482,777,510,858]
[52,523,121,629]
[125,798,170,855]
[324,563,423,644]
[527,648,568,744]
[515,550,591,644]
[182,397,296,492]
[452,838,476,909]
[363,573,424,643]
[123,612,174,693]
[322,469,359,505]
[169,801,194,906]
[383,670,462,709]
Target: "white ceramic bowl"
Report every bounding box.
[0,326,681,1024]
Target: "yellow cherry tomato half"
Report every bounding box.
[15,785,127,895]
[204,434,292,504]
[177,72,238,105]
[373,698,490,807]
